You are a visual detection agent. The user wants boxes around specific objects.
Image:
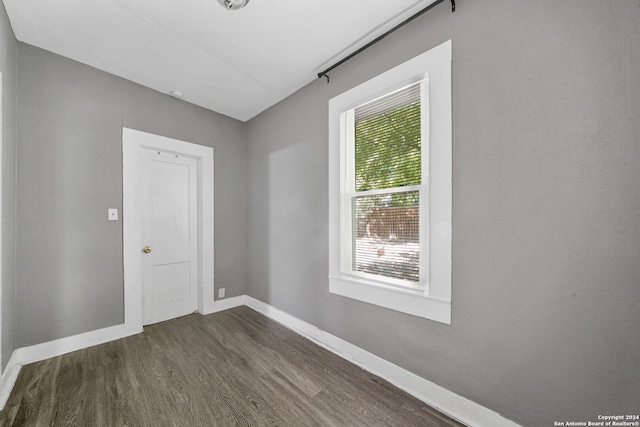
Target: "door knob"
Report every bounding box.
[142,246,152,254]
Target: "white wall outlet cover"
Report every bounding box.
[218,288,225,298]
[108,208,118,221]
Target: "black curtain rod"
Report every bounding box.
[317,0,455,83]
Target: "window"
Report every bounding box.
[328,40,452,323]
[345,80,426,287]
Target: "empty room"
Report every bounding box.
[0,0,638,426]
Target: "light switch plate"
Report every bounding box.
[108,208,118,221]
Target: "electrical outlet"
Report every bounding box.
[108,208,118,221]
[218,288,225,298]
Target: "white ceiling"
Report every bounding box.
[3,0,439,122]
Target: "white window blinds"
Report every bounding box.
[344,80,427,285]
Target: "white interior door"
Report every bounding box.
[141,149,198,325]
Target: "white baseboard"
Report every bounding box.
[244,296,521,427]
[0,295,521,427]
[15,324,142,366]
[201,295,246,315]
[0,351,21,410]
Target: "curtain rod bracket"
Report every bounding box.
[318,72,330,83]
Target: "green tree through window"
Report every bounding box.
[355,100,421,207]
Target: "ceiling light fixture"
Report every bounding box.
[217,0,250,11]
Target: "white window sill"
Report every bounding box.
[329,275,451,324]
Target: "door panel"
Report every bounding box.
[151,160,191,246]
[152,262,192,304]
[142,149,198,325]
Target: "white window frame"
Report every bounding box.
[328,40,452,324]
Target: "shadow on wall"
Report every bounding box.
[267,139,328,320]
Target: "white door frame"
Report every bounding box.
[122,128,214,330]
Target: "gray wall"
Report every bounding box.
[246,1,640,425]
[16,44,247,347]
[0,2,17,370]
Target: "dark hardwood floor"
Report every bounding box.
[0,306,465,426]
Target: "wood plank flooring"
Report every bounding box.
[0,306,465,426]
